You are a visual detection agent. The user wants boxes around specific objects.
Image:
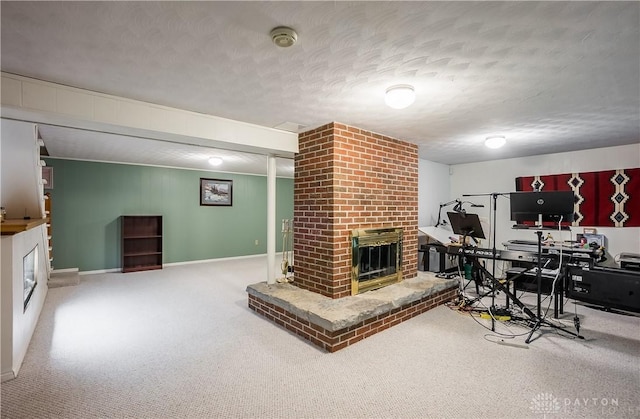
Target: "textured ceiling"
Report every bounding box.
[1,1,639,173]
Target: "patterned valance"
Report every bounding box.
[515,168,640,227]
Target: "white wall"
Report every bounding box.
[1,118,50,381]
[1,226,49,381]
[418,159,450,227]
[1,119,44,219]
[449,144,640,262]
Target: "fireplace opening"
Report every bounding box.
[351,228,403,295]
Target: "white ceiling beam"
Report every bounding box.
[1,72,298,158]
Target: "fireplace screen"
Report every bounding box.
[351,228,403,295]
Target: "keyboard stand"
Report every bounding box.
[505,267,565,319]
[463,238,582,344]
[525,231,583,343]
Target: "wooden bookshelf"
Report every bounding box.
[121,215,163,273]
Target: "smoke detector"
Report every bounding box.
[270,26,298,48]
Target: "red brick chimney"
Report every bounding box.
[293,122,418,299]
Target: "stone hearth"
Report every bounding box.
[247,272,458,352]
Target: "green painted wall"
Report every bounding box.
[45,159,294,272]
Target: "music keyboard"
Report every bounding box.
[445,245,539,263]
[503,240,602,258]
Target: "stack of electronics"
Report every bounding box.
[504,240,640,314]
[505,192,639,314]
[439,189,639,345]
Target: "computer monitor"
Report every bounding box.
[510,191,575,224]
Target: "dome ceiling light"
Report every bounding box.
[208,157,223,166]
[484,135,507,149]
[384,85,415,109]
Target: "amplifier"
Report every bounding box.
[566,266,640,313]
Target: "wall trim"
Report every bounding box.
[75,253,277,275]
[164,253,277,267]
[1,371,16,383]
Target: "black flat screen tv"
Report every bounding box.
[510,191,575,224]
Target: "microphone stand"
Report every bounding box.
[463,192,508,331]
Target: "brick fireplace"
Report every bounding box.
[246,122,458,351]
[293,122,418,298]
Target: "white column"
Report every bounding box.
[267,155,277,284]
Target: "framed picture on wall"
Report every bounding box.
[200,178,233,206]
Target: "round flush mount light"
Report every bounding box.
[208,157,223,166]
[270,26,298,48]
[484,135,506,149]
[384,85,415,109]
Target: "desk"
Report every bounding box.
[419,244,457,273]
[418,226,455,244]
[418,226,457,273]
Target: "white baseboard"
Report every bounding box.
[78,268,121,276]
[1,370,16,382]
[75,253,289,275]
[164,253,269,267]
[51,267,79,277]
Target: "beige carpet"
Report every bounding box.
[1,255,639,418]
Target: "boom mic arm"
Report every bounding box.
[435,199,462,227]
[436,199,482,226]
[455,200,485,212]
